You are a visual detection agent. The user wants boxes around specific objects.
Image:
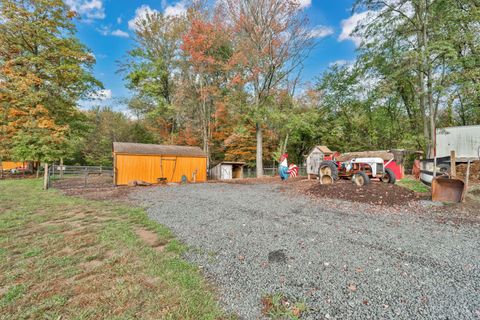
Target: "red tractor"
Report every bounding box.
[318,157,396,186]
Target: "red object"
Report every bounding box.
[412,159,420,179]
[385,160,403,180]
[280,153,288,162]
[288,164,298,177]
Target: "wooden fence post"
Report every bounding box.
[450,150,456,178]
[43,163,49,190]
[60,158,64,179]
[463,160,471,202]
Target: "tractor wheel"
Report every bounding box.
[318,161,338,180]
[381,168,396,184]
[353,171,370,186]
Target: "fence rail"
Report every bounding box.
[243,166,307,178]
[48,165,114,188]
[45,164,307,189]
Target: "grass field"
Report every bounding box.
[396,177,430,193]
[0,179,226,319]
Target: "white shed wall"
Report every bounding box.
[210,163,233,180]
[436,125,480,159]
[306,149,324,175]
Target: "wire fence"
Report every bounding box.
[48,165,114,189]
[45,164,307,189]
[243,166,307,178]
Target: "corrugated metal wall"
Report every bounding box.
[115,154,207,185]
[437,125,480,158]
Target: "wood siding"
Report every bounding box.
[114,154,207,185]
[1,162,25,170]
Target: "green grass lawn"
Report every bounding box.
[0,179,227,319]
[397,177,430,193]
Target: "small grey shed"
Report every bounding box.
[306,145,333,177]
[210,162,245,180]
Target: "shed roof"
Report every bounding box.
[308,145,333,156]
[213,161,245,167]
[336,150,394,162]
[113,142,207,157]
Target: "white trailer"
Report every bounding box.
[436,125,480,161]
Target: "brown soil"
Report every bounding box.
[54,177,132,202]
[80,260,104,270]
[134,227,168,252]
[303,179,420,206]
[207,175,305,185]
[456,161,480,183]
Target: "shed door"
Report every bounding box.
[160,157,177,182]
[308,152,323,175]
[221,165,232,179]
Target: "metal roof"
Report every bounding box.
[113,142,207,157]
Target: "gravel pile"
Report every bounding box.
[132,183,480,319]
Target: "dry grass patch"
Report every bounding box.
[0,179,228,319]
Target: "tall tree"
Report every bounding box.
[221,0,313,176]
[121,10,187,143]
[0,0,100,164]
[181,16,233,165]
[79,107,155,166]
[354,0,480,155]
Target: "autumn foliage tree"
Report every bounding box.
[220,0,314,175]
[181,17,233,164]
[0,0,100,165]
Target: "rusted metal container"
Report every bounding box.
[431,177,466,203]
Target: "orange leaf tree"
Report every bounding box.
[219,0,314,175]
[181,15,234,165]
[0,0,101,164]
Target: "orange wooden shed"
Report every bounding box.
[113,142,207,185]
[0,161,27,171]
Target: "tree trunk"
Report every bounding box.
[200,75,210,169]
[60,157,63,179]
[43,163,49,190]
[416,1,431,156]
[424,0,435,158]
[256,122,263,177]
[427,65,435,158]
[203,120,209,169]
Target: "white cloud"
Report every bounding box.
[117,16,122,24]
[309,25,334,39]
[329,59,348,67]
[97,26,109,35]
[111,29,129,38]
[297,0,312,9]
[89,89,112,101]
[128,5,159,31]
[338,11,370,47]
[328,59,356,71]
[97,25,129,37]
[66,0,105,21]
[164,1,187,17]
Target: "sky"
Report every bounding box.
[69,0,361,111]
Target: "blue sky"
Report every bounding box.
[69,0,361,110]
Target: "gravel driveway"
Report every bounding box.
[132,183,479,319]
